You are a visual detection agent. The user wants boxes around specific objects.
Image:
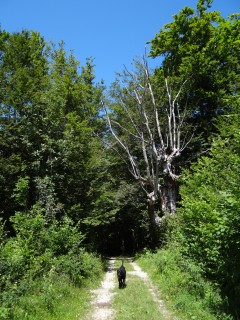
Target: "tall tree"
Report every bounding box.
[0,29,104,234]
[105,59,192,226]
[150,0,240,146]
[0,29,49,223]
[105,1,240,227]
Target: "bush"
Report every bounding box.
[178,112,240,315]
[0,206,104,319]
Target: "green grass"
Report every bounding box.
[112,259,165,320]
[137,249,233,320]
[5,269,105,320]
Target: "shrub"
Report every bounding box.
[178,113,240,315]
[0,206,104,319]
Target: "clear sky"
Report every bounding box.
[1,0,239,86]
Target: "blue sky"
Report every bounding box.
[1,0,239,86]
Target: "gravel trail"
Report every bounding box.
[86,258,179,320]
[87,258,116,320]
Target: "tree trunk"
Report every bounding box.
[160,176,178,214]
[147,198,162,227]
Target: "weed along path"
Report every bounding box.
[86,258,179,320]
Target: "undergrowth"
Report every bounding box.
[0,254,105,320]
[137,248,233,320]
[0,208,106,320]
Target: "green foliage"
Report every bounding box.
[0,218,6,246]
[0,28,104,227]
[0,204,104,319]
[1,207,80,288]
[177,108,240,315]
[0,261,104,320]
[12,176,30,208]
[150,2,240,151]
[138,248,231,320]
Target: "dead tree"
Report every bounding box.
[104,58,192,227]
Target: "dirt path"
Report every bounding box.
[87,258,179,320]
[86,258,116,320]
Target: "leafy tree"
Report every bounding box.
[150,0,240,146]
[178,103,240,314]
[0,29,49,225]
[0,29,104,235]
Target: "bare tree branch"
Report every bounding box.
[111,120,141,141]
[104,58,193,218]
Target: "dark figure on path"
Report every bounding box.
[117,260,126,289]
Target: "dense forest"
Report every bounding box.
[0,0,239,319]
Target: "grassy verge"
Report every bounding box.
[137,249,232,320]
[1,258,107,320]
[112,258,164,320]
[9,276,102,320]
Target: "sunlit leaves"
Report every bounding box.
[178,108,240,304]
